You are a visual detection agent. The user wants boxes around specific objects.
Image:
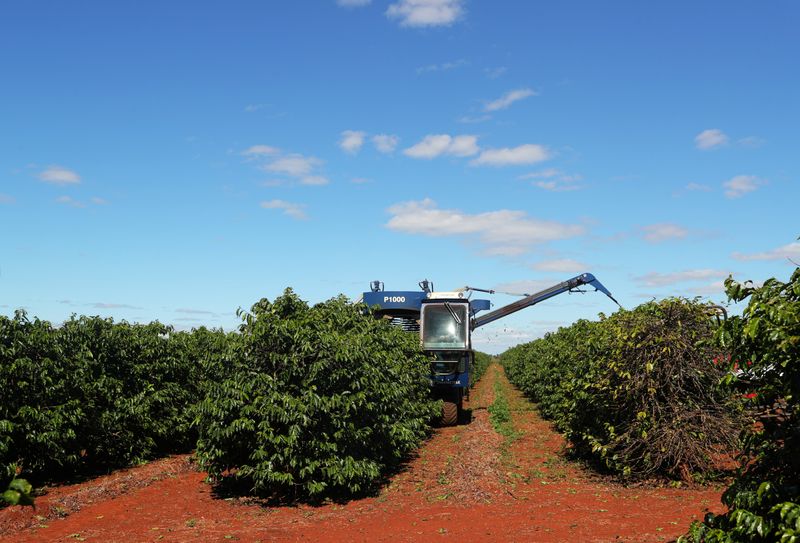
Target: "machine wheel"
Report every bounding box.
[441,401,459,426]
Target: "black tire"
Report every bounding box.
[441,401,458,426]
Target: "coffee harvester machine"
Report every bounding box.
[362,273,620,425]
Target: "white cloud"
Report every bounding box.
[39,166,80,185]
[263,154,321,177]
[519,168,560,179]
[686,281,727,297]
[337,0,371,6]
[92,302,140,309]
[244,146,329,186]
[0,194,14,204]
[242,145,279,157]
[635,269,730,287]
[372,134,399,153]
[260,199,308,220]
[484,67,507,79]
[685,182,712,192]
[176,308,216,315]
[244,104,265,112]
[404,134,479,159]
[416,59,467,74]
[531,259,587,273]
[448,135,480,156]
[737,136,766,148]
[732,241,800,262]
[386,0,464,27]
[723,175,764,198]
[457,114,492,124]
[55,195,86,208]
[639,223,688,243]
[300,175,330,186]
[351,177,372,184]
[55,195,108,208]
[485,88,537,112]
[520,168,582,191]
[471,144,550,167]
[535,181,581,192]
[386,198,585,255]
[339,130,366,154]
[695,128,729,150]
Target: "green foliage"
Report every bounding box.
[470,351,493,386]
[502,298,742,480]
[681,267,800,542]
[0,310,229,486]
[1,477,34,506]
[195,289,438,500]
[488,379,512,434]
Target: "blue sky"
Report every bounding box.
[1,0,798,353]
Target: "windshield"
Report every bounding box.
[421,303,469,350]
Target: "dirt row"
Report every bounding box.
[0,364,725,542]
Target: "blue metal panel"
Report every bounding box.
[470,299,491,313]
[362,291,427,313]
[431,371,469,388]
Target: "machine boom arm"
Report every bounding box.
[470,273,620,330]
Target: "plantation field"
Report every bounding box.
[0,364,725,543]
[2,267,798,541]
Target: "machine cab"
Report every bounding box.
[421,294,472,383]
[420,299,470,351]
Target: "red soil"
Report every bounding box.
[1,365,725,542]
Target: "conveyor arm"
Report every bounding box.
[470,273,620,330]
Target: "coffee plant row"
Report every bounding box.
[1,289,452,503]
[680,266,800,542]
[0,312,229,493]
[471,351,493,386]
[501,298,744,481]
[195,290,438,499]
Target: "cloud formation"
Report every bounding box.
[732,241,800,262]
[485,88,537,112]
[242,145,279,157]
[404,134,479,159]
[372,134,399,153]
[531,259,587,273]
[471,144,550,166]
[386,198,585,256]
[339,130,366,154]
[175,308,217,315]
[337,0,371,6]
[417,59,468,74]
[39,166,80,185]
[55,195,86,208]
[55,195,108,208]
[695,128,729,150]
[639,223,688,243]
[723,175,763,198]
[520,168,582,191]
[634,269,730,287]
[246,146,329,186]
[260,199,308,220]
[386,0,464,27]
[92,302,140,309]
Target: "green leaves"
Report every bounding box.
[195,290,437,500]
[2,477,33,506]
[0,312,230,487]
[501,299,742,480]
[680,264,800,542]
